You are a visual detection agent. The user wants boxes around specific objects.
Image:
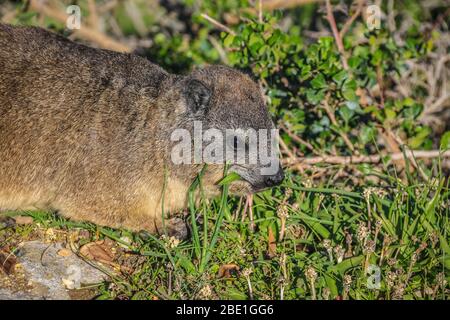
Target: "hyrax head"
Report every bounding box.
[168,65,284,195]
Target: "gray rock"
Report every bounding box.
[0,241,108,300]
[0,288,38,300]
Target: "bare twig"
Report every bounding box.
[322,94,357,154]
[258,0,263,23]
[224,0,324,25]
[376,65,386,108]
[247,194,255,232]
[427,93,450,114]
[279,123,320,155]
[98,0,119,15]
[339,0,365,38]
[376,127,408,169]
[208,36,229,64]
[387,0,396,33]
[29,0,131,52]
[240,194,255,233]
[248,0,324,12]
[200,13,236,36]
[124,1,147,37]
[325,0,349,70]
[279,135,297,158]
[87,0,99,30]
[284,150,450,166]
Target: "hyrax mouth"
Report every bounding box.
[227,179,267,195]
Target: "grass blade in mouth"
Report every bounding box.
[217,172,241,186]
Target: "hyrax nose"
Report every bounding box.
[264,168,285,187]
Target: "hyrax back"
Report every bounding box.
[0,24,281,235]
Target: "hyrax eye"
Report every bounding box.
[227,136,240,151]
[233,137,238,150]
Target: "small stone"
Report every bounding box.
[0,241,108,300]
[118,236,132,249]
[13,216,34,225]
[57,248,72,257]
[61,277,76,290]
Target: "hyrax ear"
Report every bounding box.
[185,79,211,115]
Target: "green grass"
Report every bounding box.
[0,0,448,301]
[1,161,448,300]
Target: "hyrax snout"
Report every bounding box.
[0,24,284,236]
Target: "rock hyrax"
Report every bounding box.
[0,24,284,236]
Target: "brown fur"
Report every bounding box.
[0,24,281,235]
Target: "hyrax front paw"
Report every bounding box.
[166,217,189,240]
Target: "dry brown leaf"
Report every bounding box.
[79,240,115,263]
[13,216,34,225]
[218,264,240,278]
[267,227,277,258]
[0,251,17,275]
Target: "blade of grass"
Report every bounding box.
[199,166,231,273]
[187,165,208,261]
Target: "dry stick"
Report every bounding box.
[376,65,386,108]
[226,0,324,25]
[279,135,297,159]
[322,94,357,154]
[208,36,229,64]
[200,13,236,36]
[247,194,255,232]
[325,0,349,70]
[279,123,320,155]
[240,198,249,223]
[279,214,287,242]
[374,56,408,172]
[98,0,119,15]
[29,0,131,52]
[377,126,408,170]
[283,150,450,166]
[87,0,99,30]
[247,0,324,12]
[339,0,365,38]
[258,0,263,23]
[427,93,450,115]
[403,145,431,182]
[431,54,450,101]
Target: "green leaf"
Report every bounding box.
[306,89,325,105]
[332,70,348,85]
[359,126,376,145]
[440,131,450,150]
[223,34,235,47]
[385,108,396,120]
[224,287,247,300]
[443,256,450,270]
[311,73,327,89]
[342,79,357,101]
[339,105,354,123]
[178,256,196,274]
[217,172,241,186]
[330,256,364,274]
[408,127,431,148]
[324,274,339,298]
